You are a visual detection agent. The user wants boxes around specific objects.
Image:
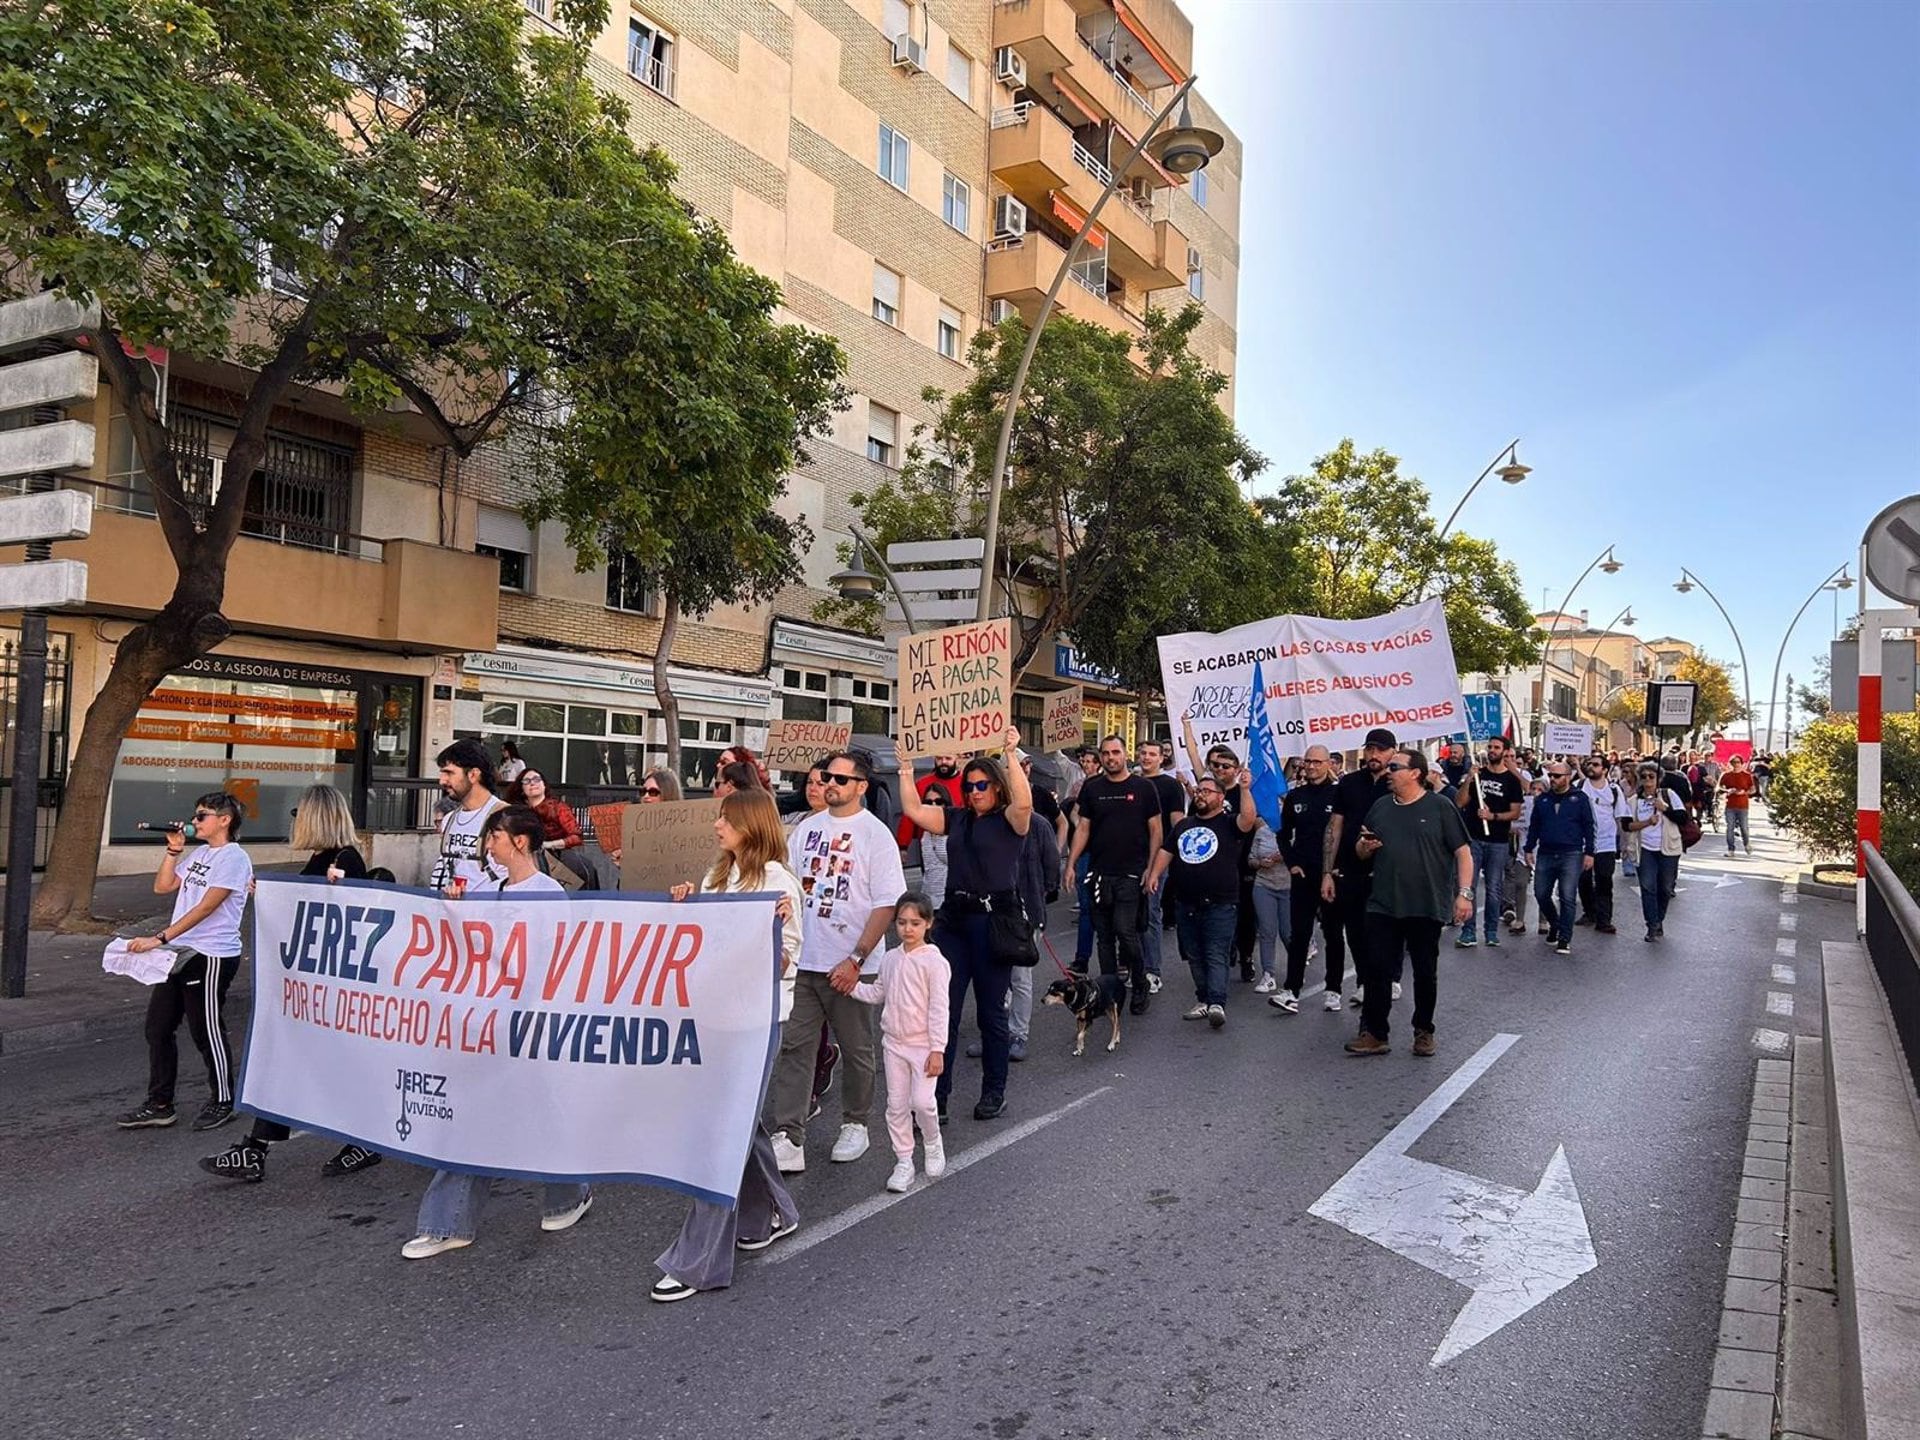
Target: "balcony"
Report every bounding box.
[6,505,500,654]
[986,231,1144,345]
[993,0,1080,75]
[990,101,1075,197]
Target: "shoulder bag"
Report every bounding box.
[957,811,1039,968]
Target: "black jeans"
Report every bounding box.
[1578,851,1617,928]
[1234,874,1257,969]
[1090,872,1146,992]
[1359,914,1440,1043]
[144,950,241,1107]
[1335,871,1387,985]
[1284,871,1344,995]
[934,911,1012,1107]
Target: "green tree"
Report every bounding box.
[521,218,846,774]
[1252,440,1541,677]
[1674,653,1747,735]
[819,305,1269,693]
[1768,712,1919,890]
[0,0,712,926]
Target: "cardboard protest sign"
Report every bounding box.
[1541,721,1594,757]
[763,719,852,772]
[620,799,717,894]
[1042,685,1084,750]
[896,618,1013,760]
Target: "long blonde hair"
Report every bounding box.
[705,789,787,893]
[290,784,359,853]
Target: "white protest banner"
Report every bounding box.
[239,877,780,1202]
[763,718,851,773]
[622,799,718,894]
[1041,685,1084,750]
[1157,599,1469,773]
[1542,720,1595,756]
[896,617,1012,760]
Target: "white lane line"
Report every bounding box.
[1780,890,1798,906]
[1775,938,1797,957]
[1778,913,1798,932]
[1766,991,1795,1018]
[762,1087,1112,1265]
[1751,1028,1791,1054]
[1771,964,1797,985]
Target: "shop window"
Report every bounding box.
[606,548,657,614]
[780,666,832,723]
[677,717,736,791]
[850,676,892,736]
[465,698,652,789]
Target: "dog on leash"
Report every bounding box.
[1042,975,1125,1056]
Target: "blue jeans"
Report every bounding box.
[1140,880,1165,977]
[1073,851,1094,966]
[1639,852,1679,929]
[1726,809,1750,853]
[1531,848,1583,944]
[416,1170,590,1242]
[1176,898,1238,1005]
[1251,883,1291,977]
[1464,839,1508,942]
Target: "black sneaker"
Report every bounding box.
[191,1101,235,1132]
[199,1143,266,1183]
[320,1144,382,1178]
[1554,941,1572,956]
[117,1103,176,1129]
[973,1094,1006,1121]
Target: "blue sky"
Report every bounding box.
[1184,0,1919,739]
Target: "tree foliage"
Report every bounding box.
[0,0,751,922]
[818,305,1268,693]
[1769,713,1919,890]
[1253,440,1540,678]
[1674,653,1747,733]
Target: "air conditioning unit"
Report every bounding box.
[1186,245,1203,273]
[988,299,1017,324]
[994,46,1027,88]
[892,36,927,73]
[993,194,1028,238]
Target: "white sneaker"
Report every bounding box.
[1252,974,1278,994]
[1268,990,1299,1014]
[885,1157,915,1193]
[1182,1002,1210,1020]
[1206,1004,1226,1029]
[540,1192,593,1232]
[831,1123,870,1163]
[1146,974,1163,994]
[401,1234,472,1261]
[771,1133,805,1173]
[1392,981,1403,1000]
[1324,991,1343,1012]
[923,1137,947,1178]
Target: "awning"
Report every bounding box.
[1050,193,1107,249]
[1110,118,1180,188]
[1112,0,1186,85]
[1051,71,1103,127]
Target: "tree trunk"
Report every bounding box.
[654,591,682,780]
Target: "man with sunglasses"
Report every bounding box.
[1522,761,1596,956]
[1063,735,1162,1014]
[117,792,254,1131]
[1575,755,1631,934]
[774,751,904,1172]
[1321,728,1399,1009]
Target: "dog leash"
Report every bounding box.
[1039,930,1079,982]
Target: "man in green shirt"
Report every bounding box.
[1347,748,1473,1059]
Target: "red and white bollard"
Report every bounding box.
[1856,607,1916,932]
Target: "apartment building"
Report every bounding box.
[1,0,1241,871]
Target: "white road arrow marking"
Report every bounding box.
[1713,876,1743,889]
[1308,1033,1598,1367]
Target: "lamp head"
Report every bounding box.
[829,554,883,603]
[1673,573,1693,595]
[1496,452,1531,485]
[1147,99,1225,176]
[1599,548,1623,576]
[1621,610,1637,627]
[1831,568,1855,591]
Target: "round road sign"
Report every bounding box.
[1862,494,1920,606]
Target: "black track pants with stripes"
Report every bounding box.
[144,951,241,1108]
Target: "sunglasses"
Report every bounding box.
[1384,761,1411,773]
[642,786,662,797]
[962,779,993,793]
[1549,771,1569,779]
[192,809,218,821]
[823,773,860,786]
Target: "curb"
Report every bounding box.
[0,994,255,1061]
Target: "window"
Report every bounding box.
[628,15,676,99]
[1188,265,1205,301]
[877,123,910,190]
[946,43,972,103]
[477,505,533,593]
[524,0,549,17]
[850,677,892,736]
[677,717,739,791]
[1192,170,1209,209]
[882,0,911,43]
[780,667,832,723]
[937,304,962,361]
[867,405,899,467]
[1069,250,1107,297]
[871,263,902,327]
[941,172,970,235]
[606,547,656,614]
[461,700,652,791]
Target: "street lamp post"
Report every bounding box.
[1534,545,1624,739]
[1827,567,1854,638]
[1436,439,1531,543]
[830,523,920,634]
[973,78,1223,624]
[1762,563,1852,754]
[1672,567,1754,742]
[1579,604,1635,733]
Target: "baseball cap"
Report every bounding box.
[1363,728,1397,750]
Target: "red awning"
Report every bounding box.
[1112,0,1187,85]
[1050,193,1107,249]
[1051,72,1103,127]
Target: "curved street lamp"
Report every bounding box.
[1581,604,1637,672]
[1826,565,1856,638]
[830,522,920,633]
[974,77,1224,624]
[1673,567,1754,741]
[1762,563,1852,753]
[1437,439,1531,543]
[1534,545,1623,738]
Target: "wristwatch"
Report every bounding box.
[1457,888,1473,900]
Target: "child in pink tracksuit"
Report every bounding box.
[851,892,950,1193]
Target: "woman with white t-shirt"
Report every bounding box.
[402,807,583,1260]
[651,788,805,1302]
[1623,762,1689,942]
[116,791,255,1133]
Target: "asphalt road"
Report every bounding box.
[0,810,1850,1440]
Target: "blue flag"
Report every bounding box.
[1247,658,1288,829]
